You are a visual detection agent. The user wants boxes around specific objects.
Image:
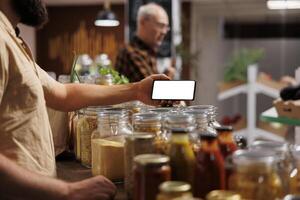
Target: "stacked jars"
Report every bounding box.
[187,105,221,128]
[132,113,166,153]
[229,149,283,200]
[91,108,132,181]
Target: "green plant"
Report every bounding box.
[99,67,129,84]
[224,48,265,82]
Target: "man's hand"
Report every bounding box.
[136,74,170,106]
[165,66,176,80]
[67,176,117,200]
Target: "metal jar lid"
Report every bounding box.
[159,181,191,193]
[125,134,155,142]
[134,154,169,166]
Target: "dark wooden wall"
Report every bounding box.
[37,5,125,75]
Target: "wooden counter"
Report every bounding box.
[56,160,126,200]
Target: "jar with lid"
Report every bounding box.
[132,113,165,153]
[157,181,193,200]
[91,108,132,181]
[148,107,174,116]
[187,105,221,128]
[77,107,100,168]
[206,190,241,200]
[125,134,155,199]
[194,131,225,198]
[164,114,196,185]
[133,154,171,200]
[250,140,291,195]
[228,149,283,200]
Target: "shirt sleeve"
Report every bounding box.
[0,39,9,104]
[35,64,57,94]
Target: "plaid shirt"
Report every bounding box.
[115,36,159,82]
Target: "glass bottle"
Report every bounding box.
[134,154,171,200]
[216,126,237,159]
[95,74,113,85]
[73,109,84,161]
[157,181,193,200]
[229,149,283,200]
[164,114,196,186]
[91,108,132,181]
[194,131,226,198]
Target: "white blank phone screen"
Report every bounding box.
[152,81,196,100]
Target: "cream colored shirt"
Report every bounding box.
[0,11,56,176]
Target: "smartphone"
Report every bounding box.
[151,80,196,100]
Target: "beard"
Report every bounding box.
[11,0,48,28]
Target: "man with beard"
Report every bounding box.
[0,0,169,199]
[115,3,176,82]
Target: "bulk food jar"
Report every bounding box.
[133,154,171,200]
[132,113,166,153]
[229,149,283,200]
[164,114,196,186]
[187,105,221,128]
[77,107,102,168]
[73,109,84,161]
[91,108,132,181]
[156,181,193,200]
[250,140,291,195]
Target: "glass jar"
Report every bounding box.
[91,108,132,181]
[134,154,171,200]
[194,132,225,198]
[148,107,174,116]
[289,146,300,195]
[95,74,114,85]
[206,190,241,200]
[125,134,155,199]
[73,109,84,161]
[250,140,291,195]
[229,149,283,200]
[157,181,193,200]
[132,113,165,153]
[187,105,221,128]
[77,107,100,168]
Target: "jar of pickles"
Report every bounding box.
[91,108,132,181]
[77,107,100,168]
[229,149,283,200]
[157,181,193,200]
[134,154,171,200]
[250,140,291,195]
[125,134,155,199]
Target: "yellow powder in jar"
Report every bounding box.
[92,136,124,181]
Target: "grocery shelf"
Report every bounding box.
[218,64,281,143]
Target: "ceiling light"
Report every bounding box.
[94,0,120,27]
[267,0,300,10]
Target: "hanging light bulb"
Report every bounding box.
[94,0,120,27]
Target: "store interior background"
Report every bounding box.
[18,0,300,139]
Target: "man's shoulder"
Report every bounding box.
[120,43,148,58]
